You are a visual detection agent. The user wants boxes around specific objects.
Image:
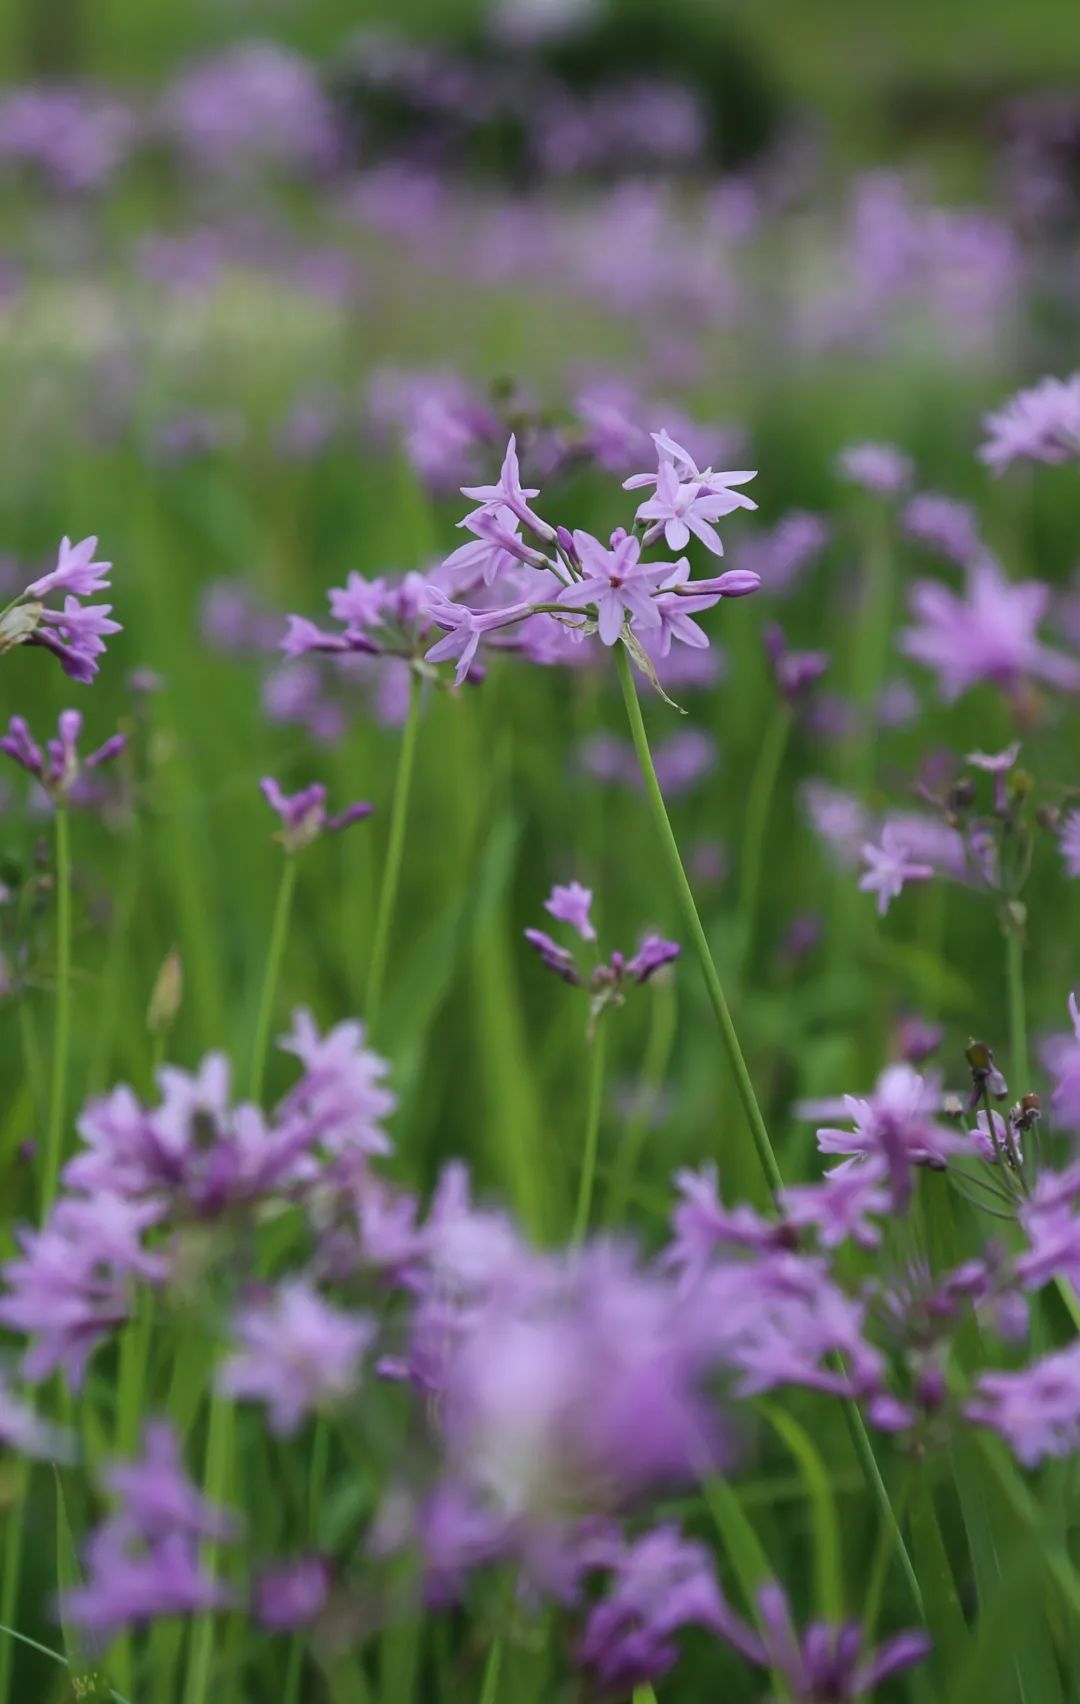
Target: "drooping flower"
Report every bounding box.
[858,824,935,915]
[260,777,372,854]
[903,558,1080,700]
[979,373,1080,471]
[218,1278,376,1434]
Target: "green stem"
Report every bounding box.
[248,855,298,1103]
[182,1397,233,1704]
[366,669,422,1036]
[615,643,924,1623]
[1005,926,1029,1093]
[738,702,791,973]
[571,1021,607,1243]
[478,1637,502,1704]
[614,644,782,1197]
[43,807,73,1210]
[850,505,893,793]
[0,1467,27,1704]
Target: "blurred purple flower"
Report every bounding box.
[260,777,372,854]
[980,374,1080,471]
[545,881,595,942]
[858,825,935,915]
[219,1278,375,1434]
[903,559,1080,699]
[837,442,913,496]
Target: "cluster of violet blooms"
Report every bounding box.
[12,968,1080,1691]
[284,430,761,696]
[0,536,120,684]
[525,880,680,1030]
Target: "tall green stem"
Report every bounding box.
[249,856,298,1103]
[1005,926,1029,1092]
[183,1397,233,1704]
[739,702,791,973]
[615,644,924,1622]
[0,1467,27,1704]
[44,806,72,1209]
[366,669,422,1036]
[614,645,783,1196]
[571,1022,607,1243]
[477,1637,502,1704]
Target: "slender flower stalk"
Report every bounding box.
[739,702,792,973]
[44,806,73,1210]
[614,641,923,1623]
[571,1022,607,1243]
[0,1465,28,1704]
[249,856,298,1103]
[366,669,422,1035]
[182,1398,234,1704]
[478,1637,502,1704]
[1005,926,1029,1091]
[614,643,783,1196]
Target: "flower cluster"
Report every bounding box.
[0,536,120,683]
[524,880,680,1024]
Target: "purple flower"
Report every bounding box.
[31,596,123,683]
[903,558,1080,700]
[460,434,555,540]
[1042,995,1080,1134]
[625,934,681,983]
[764,624,830,702]
[836,441,913,496]
[736,510,829,594]
[260,777,372,854]
[979,373,1080,471]
[23,535,111,600]
[523,928,581,984]
[858,824,935,915]
[902,492,982,565]
[327,572,388,633]
[968,1340,1080,1465]
[544,881,595,942]
[557,531,671,646]
[630,458,757,557]
[255,1557,331,1630]
[781,1159,891,1250]
[714,1579,931,1700]
[815,1063,962,1209]
[580,1525,724,1694]
[444,505,549,588]
[423,590,538,684]
[63,1423,236,1641]
[1059,811,1080,877]
[0,1195,165,1386]
[218,1278,376,1434]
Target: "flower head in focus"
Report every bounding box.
[0,536,120,683]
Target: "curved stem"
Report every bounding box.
[44,806,72,1209]
[249,855,298,1103]
[614,644,783,1196]
[739,703,791,974]
[571,1021,607,1243]
[366,669,422,1036]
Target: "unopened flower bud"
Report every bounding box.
[147,949,183,1036]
